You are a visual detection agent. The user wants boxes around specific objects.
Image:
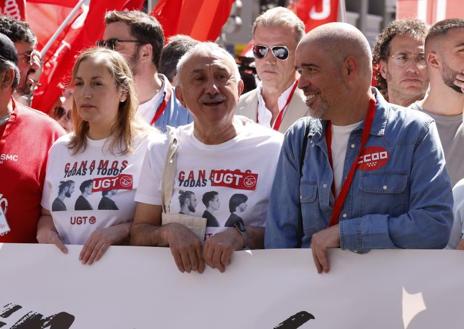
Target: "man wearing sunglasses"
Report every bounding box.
[373,19,429,107]
[101,11,191,132]
[0,16,41,106]
[236,7,309,133]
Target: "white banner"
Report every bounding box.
[0,244,462,328]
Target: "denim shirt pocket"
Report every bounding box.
[300,182,326,238]
[358,171,409,216]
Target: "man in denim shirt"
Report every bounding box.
[265,23,453,273]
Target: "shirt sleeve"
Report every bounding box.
[447,180,464,248]
[134,134,168,206]
[340,120,453,251]
[265,122,305,248]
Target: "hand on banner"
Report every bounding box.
[79,223,130,265]
[454,73,464,93]
[310,224,340,273]
[203,228,244,273]
[165,223,205,273]
[37,228,68,254]
[456,239,464,250]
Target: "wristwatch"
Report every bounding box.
[233,219,248,249]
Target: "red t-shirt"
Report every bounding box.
[0,100,64,242]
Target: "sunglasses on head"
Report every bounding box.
[96,38,141,50]
[252,45,289,60]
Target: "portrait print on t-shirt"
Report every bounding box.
[52,180,75,211]
[75,179,93,210]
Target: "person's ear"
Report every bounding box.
[379,59,388,79]
[139,43,153,63]
[0,68,14,89]
[176,85,187,108]
[427,51,440,69]
[343,56,357,81]
[237,79,244,96]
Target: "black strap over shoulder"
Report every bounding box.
[296,123,311,248]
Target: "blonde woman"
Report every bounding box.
[37,48,157,264]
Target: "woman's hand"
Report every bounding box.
[37,208,68,254]
[36,227,68,254]
[79,223,130,265]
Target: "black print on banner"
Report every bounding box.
[0,303,75,329]
[274,311,315,329]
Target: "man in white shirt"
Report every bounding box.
[101,11,191,132]
[236,7,309,133]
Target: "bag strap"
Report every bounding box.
[161,127,179,213]
[296,123,311,248]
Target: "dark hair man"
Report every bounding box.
[201,191,219,227]
[0,16,41,105]
[159,34,199,84]
[373,19,429,107]
[75,180,93,211]
[411,18,464,186]
[101,11,192,132]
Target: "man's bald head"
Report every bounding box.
[299,23,373,83]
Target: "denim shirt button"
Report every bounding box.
[350,144,355,149]
[323,184,327,188]
[342,213,347,218]
[383,185,388,190]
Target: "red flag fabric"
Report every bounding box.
[396,0,464,24]
[29,0,144,114]
[289,0,339,31]
[151,0,234,41]
[0,0,26,20]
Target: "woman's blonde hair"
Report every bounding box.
[68,47,149,155]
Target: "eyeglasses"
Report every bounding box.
[96,38,141,50]
[17,50,40,66]
[252,45,289,60]
[390,52,426,68]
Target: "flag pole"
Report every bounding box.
[338,0,347,22]
[40,0,90,58]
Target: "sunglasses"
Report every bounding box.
[252,45,289,60]
[96,38,141,50]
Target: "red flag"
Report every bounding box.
[396,0,464,24]
[151,0,234,41]
[30,0,144,114]
[289,0,339,31]
[0,0,26,20]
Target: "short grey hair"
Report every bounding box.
[176,42,241,84]
[253,6,305,43]
[0,59,19,89]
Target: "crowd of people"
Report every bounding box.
[0,7,463,273]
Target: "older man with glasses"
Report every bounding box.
[99,10,192,132]
[236,7,309,133]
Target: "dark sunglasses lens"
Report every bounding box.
[272,47,289,60]
[252,46,268,59]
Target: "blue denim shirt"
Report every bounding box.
[154,77,192,133]
[265,90,453,251]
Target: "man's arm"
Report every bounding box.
[340,120,453,251]
[203,226,264,272]
[131,202,205,273]
[265,122,305,248]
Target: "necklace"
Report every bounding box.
[0,113,10,126]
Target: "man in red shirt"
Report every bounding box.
[0,33,64,243]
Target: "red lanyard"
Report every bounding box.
[256,80,299,131]
[325,98,376,227]
[149,88,171,126]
